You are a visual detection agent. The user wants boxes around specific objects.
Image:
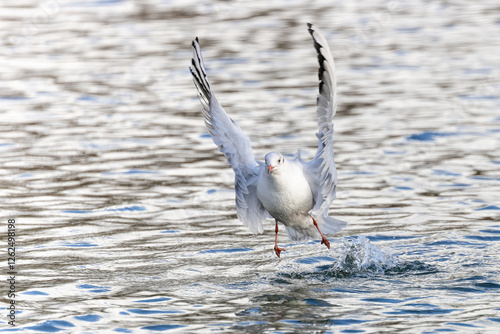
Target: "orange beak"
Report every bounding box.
[268,165,274,173]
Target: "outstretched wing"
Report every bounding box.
[303,23,339,218]
[189,38,268,234]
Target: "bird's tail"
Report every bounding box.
[318,215,348,235]
[284,215,347,242]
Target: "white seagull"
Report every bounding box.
[190,23,347,257]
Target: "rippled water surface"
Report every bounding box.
[1,0,500,332]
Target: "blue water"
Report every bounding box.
[1,0,500,333]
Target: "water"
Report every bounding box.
[1,0,500,332]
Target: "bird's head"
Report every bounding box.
[265,152,285,175]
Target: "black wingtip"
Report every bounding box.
[307,23,315,36]
[192,37,199,47]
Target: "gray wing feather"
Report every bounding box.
[190,38,267,234]
[303,23,339,218]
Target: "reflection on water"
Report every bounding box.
[1,0,500,332]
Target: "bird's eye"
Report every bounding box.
[278,158,282,163]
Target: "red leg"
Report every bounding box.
[312,217,330,249]
[274,220,285,257]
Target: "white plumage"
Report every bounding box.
[190,23,347,257]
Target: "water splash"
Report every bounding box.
[330,236,398,276]
[277,236,400,282]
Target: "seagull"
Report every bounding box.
[190,23,347,257]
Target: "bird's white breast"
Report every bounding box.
[256,161,313,224]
